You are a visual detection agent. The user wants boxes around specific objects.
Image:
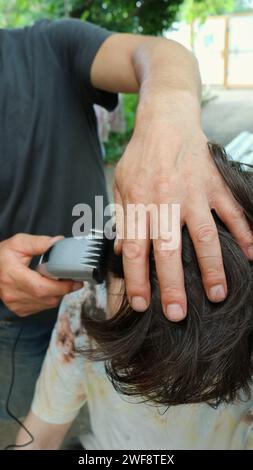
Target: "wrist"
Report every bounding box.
[135,88,202,135]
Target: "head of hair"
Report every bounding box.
[81,143,253,407]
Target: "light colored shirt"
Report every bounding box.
[32,283,253,450]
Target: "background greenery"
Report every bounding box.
[0,0,185,31]
[1,0,249,30]
[104,94,137,164]
[0,0,252,163]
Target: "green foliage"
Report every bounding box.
[0,0,61,28]
[104,94,138,164]
[0,0,185,34]
[180,0,235,23]
[74,0,183,34]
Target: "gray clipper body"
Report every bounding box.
[36,230,104,283]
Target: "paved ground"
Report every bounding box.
[1,88,253,450]
[201,88,253,146]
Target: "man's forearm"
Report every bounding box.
[133,37,201,100]
[91,33,202,112]
[132,37,202,129]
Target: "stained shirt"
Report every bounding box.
[31,284,253,450]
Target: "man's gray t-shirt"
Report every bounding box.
[0,19,118,323]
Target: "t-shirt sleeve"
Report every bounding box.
[31,288,89,425]
[39,18,118,110]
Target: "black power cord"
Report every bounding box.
[4,325,35,450]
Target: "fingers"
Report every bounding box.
[4,266,82,316]
[10,233,64,256]
[9,296,63,316]
[153,235,186,321]
[0,234,82,317]
[187,199,227,303]
[1,274,64,316]
[120,180,151,311]
[11,266,82,298]
[152,200,186,321]
[214,193,253,259]
[114,164,152,311]
[114,174,186,319]
[122,239,151,311]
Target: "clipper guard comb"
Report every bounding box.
[36,228,105,283]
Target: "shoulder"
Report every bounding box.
[30,18,103,40]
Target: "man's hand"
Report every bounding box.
[0,234,82,317]
[114,92,253,321]
[91,33,253,320]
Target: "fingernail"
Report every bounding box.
[208,284,226,302]
[166,304,185,321]
[72,282,83,291]
[131,296,148,311]
[248,245,253,259]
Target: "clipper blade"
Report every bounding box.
[81,229,105,280]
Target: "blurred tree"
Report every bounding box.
[180,0,235,23]
[70,0,184,34]
[0,0,185,34]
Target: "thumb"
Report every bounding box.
[11,234,65,256]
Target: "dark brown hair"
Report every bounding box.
[81,143,253,407]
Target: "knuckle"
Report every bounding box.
[242,229,253,245]
[154,245,178,260]
[195,223,217,244]
[207,263,222,274]
[122,241,144,260]
[184,172,199,192]
[47,297,60,308]
[10,233,23,245]
[66,282,75,292]
[126,184,146,202]
[3,292,15,304]
[61,284,73,295]
[207,189,216,206]
[229,205,244,222]
[201,258,225,282]
[203,260,223,276]
[128,281,148,295]
[153,176,170,198]
[161,285,184,302]
[203,266,224,284]
[0,273,9,286]
[10,233,20,243]
[13,307,26,317]
[32,284,46,298]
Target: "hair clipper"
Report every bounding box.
[36,229,105,283]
